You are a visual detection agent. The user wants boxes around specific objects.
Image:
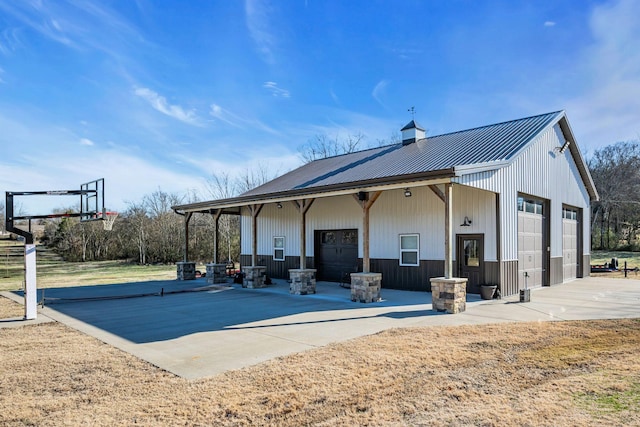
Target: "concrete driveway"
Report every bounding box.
[2,276,640,379]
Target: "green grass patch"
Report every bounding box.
[0,237,201,292]
[591,250,640,268]
[575,381,640,414]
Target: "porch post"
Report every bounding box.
[293,199,314,269]
[444,183,453,279]
[210,209,222,263]
[248,204,264,267]
[354,191,382,273]
[184,212,193,262]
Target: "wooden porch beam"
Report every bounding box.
[184,212,193,262]
[292,199,315,269]
[210,209,223,264]
[444,183,453,278]
[248,204,264,267]
[352,191,382,273]
[429,184,446,203]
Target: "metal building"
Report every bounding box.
[173,111,598,296]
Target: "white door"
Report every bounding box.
[518,198,545,289]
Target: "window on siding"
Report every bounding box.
[518,196,544,215]
[563,207,578,220]
[273,236,285,261]
[400,234,419,266]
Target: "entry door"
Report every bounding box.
[315,229,359,282]
[457,234,484,294]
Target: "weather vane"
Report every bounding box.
[408,106,415,119]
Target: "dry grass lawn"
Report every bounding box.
[1,297,638,426]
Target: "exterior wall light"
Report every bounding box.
[461,216,472,226]
[276,202,283,209]
[404,188,412,197]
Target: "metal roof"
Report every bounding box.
[243,111,562,197]
[173,110,598,212]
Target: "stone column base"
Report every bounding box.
[243,266,266,288]
[206,263,228,284]
[430,277,467,314]
[177,261,196,280]
[350,272,382,303]
[289,269,317,295]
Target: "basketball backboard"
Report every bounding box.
[80,178,105,221]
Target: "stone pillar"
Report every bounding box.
[206,263,228,284]
[243,266,266,288]
[289,269,317,295]
[430,277,467,314]
[177,261,196,280]
[350,272,382,303]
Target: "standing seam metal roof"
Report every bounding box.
[242,111,563,197]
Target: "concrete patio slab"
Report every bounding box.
[2,276,639,379]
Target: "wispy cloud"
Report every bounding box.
[134,87,200,125]
[0,1,150,67]
[80,138,95,146]
[372,80,390,108]
[210,103,280,135]
[210,104,242,128]
[329,87,341,105]
[245,0,277,64]
[263,81,290,98]
[564,0,640,149]
[544,21,556,27]
[0,27,23,55]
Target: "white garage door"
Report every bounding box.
[563,208,578,281]
[518,197,544,289]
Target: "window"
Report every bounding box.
[517,196,544,215]
[563,207,578,220]
[400,234,419,266]
[273,236,285,261]
[462,239,480,267]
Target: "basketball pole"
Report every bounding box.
[5,178,105,321]
[24,244,37,319]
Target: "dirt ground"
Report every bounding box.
[1,297,638,426]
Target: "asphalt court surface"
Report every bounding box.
[2,276,639,379]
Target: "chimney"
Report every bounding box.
[400,120,425,145]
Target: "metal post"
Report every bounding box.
[24,244,37,319]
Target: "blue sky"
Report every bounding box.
[1,0,639,214]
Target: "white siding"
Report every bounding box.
[242,186,497,262]
[369,187,444,260]
[455,124,591,261]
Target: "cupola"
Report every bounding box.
[400,120,426,145]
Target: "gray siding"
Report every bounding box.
[550,256,563,285]
[500,260,519,296]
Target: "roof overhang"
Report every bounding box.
[556,113,599,201]
[172,169,455,214]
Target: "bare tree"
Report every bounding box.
[237,163,280,194]
[298,132,366,163]
[588,140,640,249]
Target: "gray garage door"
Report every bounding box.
[518,197,545,289]
[562,208,578,281]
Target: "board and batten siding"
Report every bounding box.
[240,195,362,257]
[455,123,591,263]
[241,186,497,265]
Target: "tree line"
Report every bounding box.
[2,135,640,262]
[588,140,640,250]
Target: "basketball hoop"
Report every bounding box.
[102,212,118,231]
